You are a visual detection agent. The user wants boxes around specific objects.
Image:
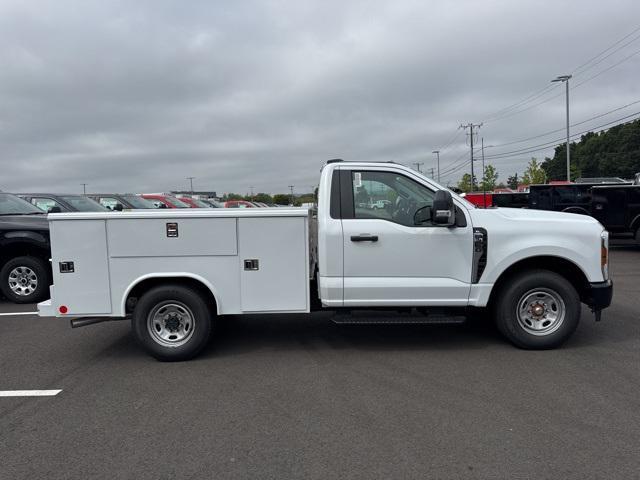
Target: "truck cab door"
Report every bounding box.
[338,168,474,307]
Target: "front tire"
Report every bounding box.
[494,270,580,349]
[132,285,213,361]
[0,256,50,304]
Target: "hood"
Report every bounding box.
[0,214,50,231]
[469,207,602,228]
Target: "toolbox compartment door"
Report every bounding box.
[239,216,309,312]
[50,219,111,315]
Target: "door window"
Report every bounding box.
[98,197,119,210]
[31,197,62,212]
[351,171,435,227]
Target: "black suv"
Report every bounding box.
[18,193,107,213]
[0,193,51,304]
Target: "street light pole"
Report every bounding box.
[552,75,572,181]
[432,150,440,183]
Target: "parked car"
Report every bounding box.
[527,183,640,242]
[176,197,213,208]
[224,200,256,208]
[18,194,107,213]
[199,199,222,208]
[40,160,611,360]
[492,192,529,208]
[88,194,156,211]
[141,194,191,209]
[591,185,640,241]
[0,193,51,303]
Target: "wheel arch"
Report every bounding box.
[122,273,220,316]
[487,256,591,308]
[561,206,590,215]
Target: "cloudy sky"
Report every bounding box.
[1,0,640,195]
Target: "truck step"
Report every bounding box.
[331,309,466,325]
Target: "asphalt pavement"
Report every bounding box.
[0,246,638,479]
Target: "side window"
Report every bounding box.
[351,171,435,227]
[99,197,118,210]
[32,197,60,212]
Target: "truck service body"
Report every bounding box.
[39,161,613,360]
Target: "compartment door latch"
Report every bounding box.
[244,259,259,271]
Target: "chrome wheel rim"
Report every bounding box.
[147,302,195,347]
[8,266,38,297]
[516,288,565,336]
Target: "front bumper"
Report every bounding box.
[586,279,613,311]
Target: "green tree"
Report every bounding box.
[273,194,290,205]
[521,158,546,185]
[506,173,519,190]
[253,193,273,204]
[480,164,498,191]
[457,173,474,193]
[541,118,640,181]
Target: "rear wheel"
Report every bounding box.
[494,270,580,349]
[132,285,213,361]
[0,256,50,304]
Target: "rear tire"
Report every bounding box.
[0,256,50,304]
[132,285,213,361]
[494,269,580,349]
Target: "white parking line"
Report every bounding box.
[0,390,62,397]
[0,312,38,316]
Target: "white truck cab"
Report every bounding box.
[39,160,612,360]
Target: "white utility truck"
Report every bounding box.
[39,160,613,360]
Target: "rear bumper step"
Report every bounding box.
[70,316,129,328]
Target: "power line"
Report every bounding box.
[486,98,640,149]
[572,25,640,75]
[483,111,640,161]
[481,25,640,124]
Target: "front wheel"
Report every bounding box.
[494,270,580,349]
[132,285,213,361]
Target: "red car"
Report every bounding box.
[177,197,212,208]
[141,194,191,209]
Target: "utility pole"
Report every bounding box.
[412,162,424,173]
[81,183,87,195]
[186,177,195,194]
[432,150,440,183]
[288,185,294,206]
[551,75,572,181]
[428,167,435,178]
[460,123,482,191]
[249,186,254,200]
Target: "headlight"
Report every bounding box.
[601,231,609,280]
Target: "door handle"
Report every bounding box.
[350,234,378,242]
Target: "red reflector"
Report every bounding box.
[59,305,68,314]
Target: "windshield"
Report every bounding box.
[122,195,156,209]
[165,196,190,208]
[59,195,107,212]
[0,193,44,215]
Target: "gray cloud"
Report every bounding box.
[1,0,639,195]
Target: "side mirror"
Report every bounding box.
[48,206,62,213]
[413,206,432,225]
[114,203,124,211]
[432,190,456,226]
